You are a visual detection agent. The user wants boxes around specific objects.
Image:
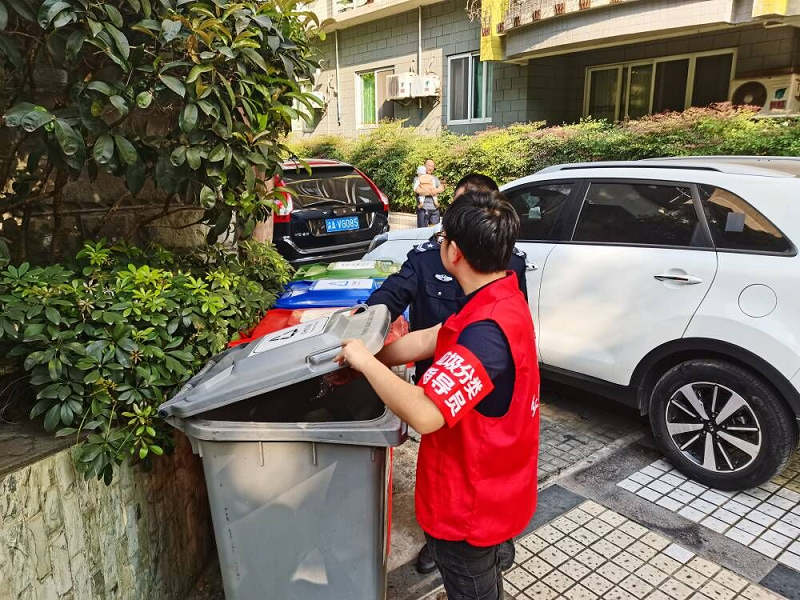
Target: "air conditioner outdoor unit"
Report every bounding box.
[387,73,414,100]
[411,74,441,98]
[730,74,800,116]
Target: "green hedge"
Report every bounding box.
[287,105,800,213]
[0,241,291,482]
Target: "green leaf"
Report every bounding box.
[53,120,83,156]
[104,23,129,60]
[186,147,202,170]
[136,90,153,108]
[113,135,138,165]
[87,80,113,95]
[0,33,23,69]
[158,74,185,97]
[160,18,181,42]
[170,145,186,166]
[179,103,198,132]
[87,17,102,37]
[60,402,74,425]
[21,110,55,132]
[38,0,70,28]
[200,185,215,209]
[93,134,114,164]
[104,3,123,28]
[45,306,61,324]
[48,359,62,381]
[30,399,54,418]
[208,144,225,162]
[126,159,146,196]
[3,102,35,126]
[117,338,137,352]
[241,48,268,73]
[66,30,85,61]
[0,2,8,30]
[150,444,164,456]
[44,404,61,431]
[84,369,100,384]
[6,0,34,21]
[109,95,129,116]
[186,63,213,83]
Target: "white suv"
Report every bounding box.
[367,157,800,490]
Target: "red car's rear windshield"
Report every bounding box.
[282,167,380,208]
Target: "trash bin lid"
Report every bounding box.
[158,304,391,419]
[292,260,401,281]
[274,278,381,309]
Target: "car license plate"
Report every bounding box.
[325,216,360,233]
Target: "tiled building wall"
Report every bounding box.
[525,25,800,125]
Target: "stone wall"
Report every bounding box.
[0,433,213,600]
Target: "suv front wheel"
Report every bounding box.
[649,359,797,490]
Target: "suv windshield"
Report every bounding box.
[282,167,379,208]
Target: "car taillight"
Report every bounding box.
[272,174,293,223]
[355,168,389,212]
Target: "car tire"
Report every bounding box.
[648,359,797,491]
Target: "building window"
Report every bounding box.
[291,81,317,133]
[357,68,394,127]
[448,52,493,124]
[584,50,735,120]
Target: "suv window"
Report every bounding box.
[282,167,379,207]
[573,182,707,247]
[506,182,573,241]
[697,185,792,254]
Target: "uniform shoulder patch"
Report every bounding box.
[512,246,527,259]
[415,241,439,253]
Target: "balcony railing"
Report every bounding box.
[502,0,629,31]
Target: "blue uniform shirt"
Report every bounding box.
[366,240,528,379]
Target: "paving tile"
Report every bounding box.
[506,567,537,591]
[660,473,686,487]
[649,554,682,575]
[641,466,664,478]
[605,587,638,600]
[776,550,800,570]
[711,508,739,525]
[746,511,776,528]
[618,521,648,539]
[721,501,749,517]
[640,532,671,551]
[565,509,595,527]
[619,574,652,598]
[663,544,695,564]
[515,545,534,564]
[552,516,581,535]
[522,556,553,579]
[772,520,800,539]
[598,511,627,528]
[669,489,697,504]
[712,569,748,593]
[626,541,657,562]
[633,563,668,586]
[582,501,605,516]
[555,536,585,557]
[700,491,729,506]
[597,562,629,584]
[759,529,792,549]
[563,584,598,600]
[673,566,708,589]
[585,519,615,537]
[686,557,721,578]
[764,495,795,511]
[776,488,800,503]
[572,527,600,547]
[660,578,694,600]
[724,527,756,547]
[606,530,636,550]
[698,580,735,600]
[543,569,575,593]
[736,519,766,537]
[582,572,615,595]
[689,499,717,515]
[678,507,706,523]
[740,584,782,600]
[650,480,675,495]
[657,497,684,512]
[561,559,591,581]
[524,582,557,600]
[576,548,606,570]
[520,534,548,554]
[732,494,761,509]
[749,538,781,559]
[611,551,644,573]
[540,545,570,568]
[680,482,708,496]
[700,517,728,534]
[538,525,566,544]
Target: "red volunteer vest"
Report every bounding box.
[415,273,540,547]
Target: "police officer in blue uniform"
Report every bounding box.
[365,174,528,576]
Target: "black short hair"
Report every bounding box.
[454,173,499,197]
[442,191,519,273]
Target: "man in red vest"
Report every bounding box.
[336,190,540,599]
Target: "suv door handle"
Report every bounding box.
[654,274,703,285]
[526,262,539,271]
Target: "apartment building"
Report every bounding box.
[293,0,800,137]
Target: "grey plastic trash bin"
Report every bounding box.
[158,305,406,600]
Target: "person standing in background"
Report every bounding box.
[414,158,444,227]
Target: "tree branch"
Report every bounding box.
[90,192,132,239]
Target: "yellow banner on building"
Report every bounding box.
[480,0,508,61]
[752,0,788,16]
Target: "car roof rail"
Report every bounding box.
[536,157,798,178]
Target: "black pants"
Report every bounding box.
[424,533,507,600]
[417,208,441,227]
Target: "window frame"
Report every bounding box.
[290,80,316,134]
[356,66,394,129]
[565,178,716,251]
[582,48,737,120]
[447,51,493,125]
[505,180,579,242]
[697,184,798,257]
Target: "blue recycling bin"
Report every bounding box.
[274,278,383,309]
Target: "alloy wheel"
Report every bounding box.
[665,382,761,473]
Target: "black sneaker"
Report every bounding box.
[416,543,437,575]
